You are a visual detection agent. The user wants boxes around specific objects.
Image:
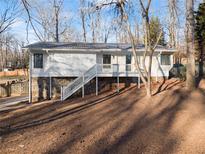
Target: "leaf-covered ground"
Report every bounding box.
[1,79,205,154]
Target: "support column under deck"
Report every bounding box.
[96,76,98,96]
[49,76,52,99]
[117,75,119,93]
[96,65,98,96]
[29,50,32,103]
[82,75,85,98]
[117,64,120,93]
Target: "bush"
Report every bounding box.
[169,64,186,80]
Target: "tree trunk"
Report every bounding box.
[80,0,87,43]
[82,15,87,42]
[168,0,178,48]
[5,37,8,68]
[91,16,95,43]
[147,55,152,97]
[199,43,204,77]
[54,0,59,42]
[146,83,152,97]
[55,10,59,42]
[186,0,196,89]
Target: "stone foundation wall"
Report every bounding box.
[31,77,139,102]
[31,77,75,102]
[0,81,28,98]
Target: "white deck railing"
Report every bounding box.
[61,64,142,101]
[97,64,137,75]
[61,64,97,101]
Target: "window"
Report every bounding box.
[103,54,111,69]
[126,54,131,64]
[126,54,132,71]
[34,53,43,68]
[161,54,171,65]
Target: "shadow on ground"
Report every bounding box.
[1,79,205,154]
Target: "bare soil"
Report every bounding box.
[1,78,205,154]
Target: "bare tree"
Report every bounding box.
[168,0,179,48]
[95,0,162,97]
[0,33,25,71]
[79,0,115,43]
[87,1,108,43]
[53,0,64,42]
[134,21,140,44]
[21,0,44,42]
[88,1,98,43]
[137,0,163,96]
[186,0,196,89]
[80,0,87,42]
[0,0,20,34]
[101,20,112,43]
[0,38,4,70]
[21,0,71,43]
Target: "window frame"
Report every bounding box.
[33,53,43,69]
[126,54,132,64]
[126,54,132,72]
[161,54,171,66]
[103,54,111,69]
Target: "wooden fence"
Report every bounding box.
[0,81,29,97]
[0,69,28,77]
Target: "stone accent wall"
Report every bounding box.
[51,77,76,99]
[32,77,49,102]
[0,81,28,98]
[31,77,75,102]
[31,77,139,102]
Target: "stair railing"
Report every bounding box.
[61,64,97,101]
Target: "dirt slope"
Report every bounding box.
[0,79,205,154]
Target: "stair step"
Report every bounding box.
[62,64,97,101]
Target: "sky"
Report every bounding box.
[1,0,204,45]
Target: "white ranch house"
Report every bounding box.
[23,42,176,102]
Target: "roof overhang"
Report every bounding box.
[22,47,176,54]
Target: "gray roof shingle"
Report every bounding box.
[24,42,140,49]
[24,42,174,51]
[24,42,172,49]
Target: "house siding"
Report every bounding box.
[31,52,97,77]
[97,54,173,77]
[30,51,173,78]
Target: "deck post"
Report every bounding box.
[61,86,62,101]
[117,76,119,93]
[28,49,32,103]
[138,76,140,88]
[96,65,98,96]
[117,64,119,93]
[82,75,85,98]
[49,76,52,99]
